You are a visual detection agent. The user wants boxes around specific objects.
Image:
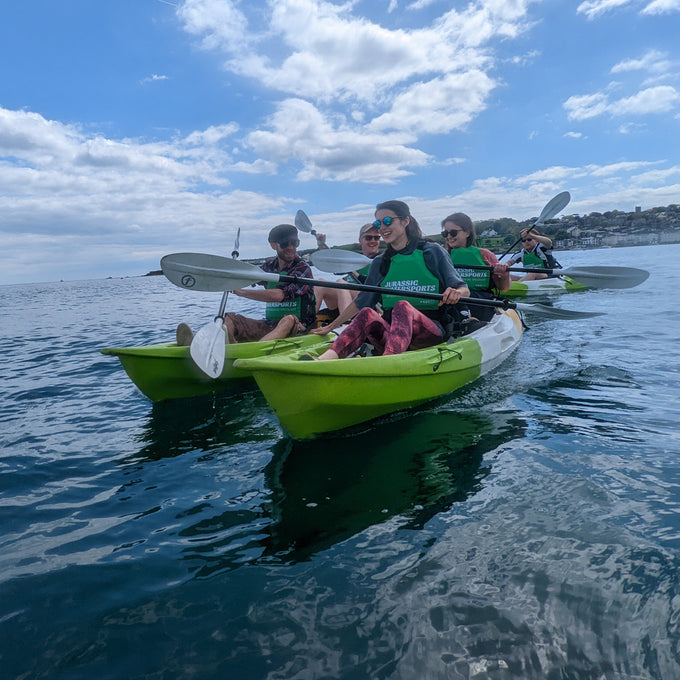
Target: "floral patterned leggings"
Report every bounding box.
[330,300,443,358]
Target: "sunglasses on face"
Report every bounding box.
[362,234,381,241]
[441,228,463,238]
[521,237,534,243]
[372,216,399,229]
[277,238,300,249]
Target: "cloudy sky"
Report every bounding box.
[1,0,679,284]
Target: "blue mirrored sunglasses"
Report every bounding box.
[373,216,397,229]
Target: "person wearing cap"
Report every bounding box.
[506,228,560,280]
[315,222,382,318]
[176,224,316,345]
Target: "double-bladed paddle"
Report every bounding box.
[499,191,571,260]
[161,252,604,320]
[312,248,649,290]
[188,230,240,378]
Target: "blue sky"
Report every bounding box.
[1,0,679,284]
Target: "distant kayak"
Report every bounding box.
[235,309,523,440]
[500,275,588,297]
[101,334,332,402]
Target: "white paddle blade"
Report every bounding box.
[190,318,226,378]
[535,191,571,225]
[312,249,371,273]
[295,210,314,234]
[161,253,277,292]
[515,302,604,319]
[563,266,649,289]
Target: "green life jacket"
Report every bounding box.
[522,250,545,268]
[449,247,491,291]
[380,249,440,311]
[522,244,559,269]
[265,275,302,322]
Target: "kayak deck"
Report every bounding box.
[501,275,588,297]
[235,310,523,439]
[101,334,331,402]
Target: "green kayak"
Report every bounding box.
[501,275,588,297]
[235,309,523,440]
[101,334,332,402]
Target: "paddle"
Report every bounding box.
[188,230,240,378]
[295,209,317,237]
[312,249,648,290]
[464,264,649,289]
[161,252,604,320]
[499,191,571,260]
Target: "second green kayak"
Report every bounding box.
[501,275,588,297]
[235,309,523,439]
[101,334,332,402]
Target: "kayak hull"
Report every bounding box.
[501,275,588,297]
[235,310,522,439]
[101,334,331,402]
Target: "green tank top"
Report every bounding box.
[265,277,302,322]
[449,247,491,291]
[380,250,440,311]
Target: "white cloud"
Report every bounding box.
[577,0,634,19]
[563,93,610,120]
[616,85,680,114]
[140,74,170,84]
[245,98,430,183]
[564,86,679,120]
[641,0,680,14]
[577,0,680,17]
[175,0,535,172]
[611,49,671,75]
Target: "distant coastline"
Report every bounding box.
[142,203,680,276]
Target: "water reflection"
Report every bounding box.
[262,410,525,562]
[129,388,277,462]
[167,409,526,577]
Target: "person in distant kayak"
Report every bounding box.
[176,224,316,345]
[314,222,382,317]
[441,212,510,322]
[506,227,560,280]
[305,200,470,360]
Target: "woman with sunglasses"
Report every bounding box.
[307,200,470,360]
[441,212,510,322]
[506,228,559,280]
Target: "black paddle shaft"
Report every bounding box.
[278,274,516,311]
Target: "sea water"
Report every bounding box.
[1,244,679,679]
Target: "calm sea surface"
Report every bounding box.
[2,244,679,679]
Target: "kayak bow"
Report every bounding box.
[101,334,332,402]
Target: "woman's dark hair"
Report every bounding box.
[441,212,476,250]
[376,200,423,241]
[376,200,425,275]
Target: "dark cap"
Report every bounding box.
[268,224,298,243]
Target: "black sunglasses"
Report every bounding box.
[277,238,300,249]
[521,237,534,242]
[362,234,381,241]
[441,228,463,238]
[373,216,399,229]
